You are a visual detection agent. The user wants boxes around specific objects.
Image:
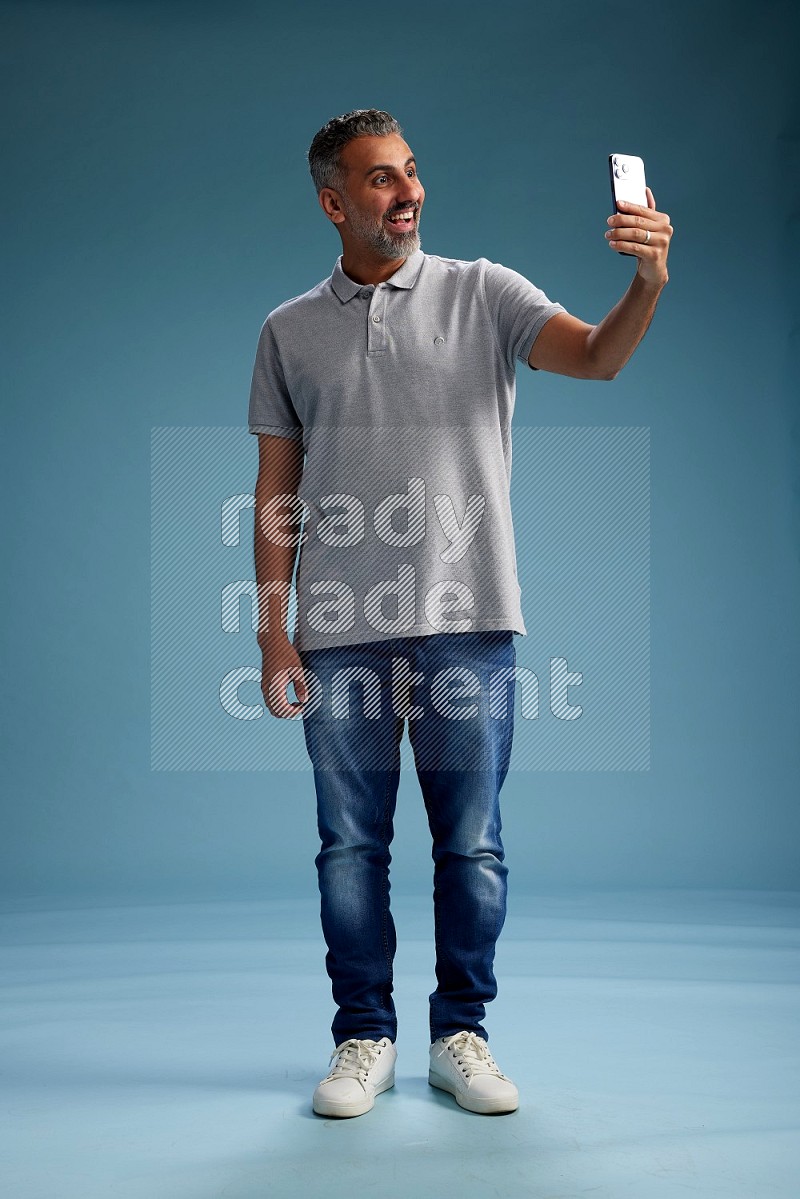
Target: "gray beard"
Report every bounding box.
[342,202,422,260]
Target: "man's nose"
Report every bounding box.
[397,182,423,205]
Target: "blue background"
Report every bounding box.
[3,0,798,901]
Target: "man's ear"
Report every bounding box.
[319,188,344,224]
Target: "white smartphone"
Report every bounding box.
[608,153,647,256]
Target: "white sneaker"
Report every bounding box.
[312,1036,396,1118]
[429,1030,519,1114]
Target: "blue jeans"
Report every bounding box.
[297,630,516,1047]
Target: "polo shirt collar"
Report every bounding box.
[330,247,425,302]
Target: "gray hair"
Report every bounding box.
[307,109,403,197]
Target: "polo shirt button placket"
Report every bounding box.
[368,289,387,354]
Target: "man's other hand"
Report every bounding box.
[260,636,309,719]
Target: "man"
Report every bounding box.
[249,110,672,1118]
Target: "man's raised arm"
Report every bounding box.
[528,188,673,380]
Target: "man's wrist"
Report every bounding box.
[258,630,291,651]
[634,269,669,294]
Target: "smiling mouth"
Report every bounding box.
[385,208,417,229]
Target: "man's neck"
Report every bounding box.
[340,249,412,287]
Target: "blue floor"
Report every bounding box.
[1,889,798,1197]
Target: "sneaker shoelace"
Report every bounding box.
[322,1038,383,1091]
[441,1031,508,1079]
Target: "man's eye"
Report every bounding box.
[373,170,417,184]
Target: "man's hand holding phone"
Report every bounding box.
[605,184,673,289]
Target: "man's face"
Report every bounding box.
[329,133,425,260]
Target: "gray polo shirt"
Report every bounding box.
[248,247,566,652]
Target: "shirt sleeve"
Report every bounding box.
[248,317,304,439]
[481,258,567,372]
